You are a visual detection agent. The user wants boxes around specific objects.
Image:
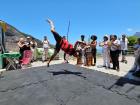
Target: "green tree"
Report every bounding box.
[127,36,138,46]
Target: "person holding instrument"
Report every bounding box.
[46,19,86,67]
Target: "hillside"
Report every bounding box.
[1,21,54,51]
[4,23,43,51]
[134,32,140,37]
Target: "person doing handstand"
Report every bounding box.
[47,19,84,67]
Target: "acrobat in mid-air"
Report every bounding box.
[46,19,87,67]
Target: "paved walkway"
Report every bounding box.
[1,56,140,81]
[31,56,140,80]
[0,64,140,105]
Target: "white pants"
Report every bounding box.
[81,49,86,65]
[31,48,37,61]
[42,48,48,61]
[103,48,110,67]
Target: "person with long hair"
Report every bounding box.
[17,37,30,63]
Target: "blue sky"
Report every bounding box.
[1,0,140,44]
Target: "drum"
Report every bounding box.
[84,46,93,66]
[77,55,83,65]
[85,52,93,66]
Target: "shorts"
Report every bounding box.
[122,50,127,55]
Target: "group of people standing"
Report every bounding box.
[75,35,97,66]
[99,34,128,71]
[16,19,140,77]
[99,34,140,76]
[17,36,37,63]
[17,36,50,64]
[74,34,128,72]
[64,33,129,72]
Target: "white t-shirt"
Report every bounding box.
[120,38,128,50]
[111,40,120,51]
[43,40,49,49]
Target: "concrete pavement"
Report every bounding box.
[0,64,140,105]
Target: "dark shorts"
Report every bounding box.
[122,50,127,55]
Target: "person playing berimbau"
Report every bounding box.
[46,19,86,67]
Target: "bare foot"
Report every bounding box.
[47,19,52,24]
[47,19,55,31]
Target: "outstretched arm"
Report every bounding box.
[47,19,55,32]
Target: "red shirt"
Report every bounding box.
[60,39,77,57]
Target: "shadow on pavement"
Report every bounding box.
[110,77,140,88]
[109,70,140,90]
[48,69,87,79]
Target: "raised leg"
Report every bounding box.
[47,19,62,44]
[47,19,55,32]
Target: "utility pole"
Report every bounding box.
[66,20,70,41]
[88,35,91,44]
